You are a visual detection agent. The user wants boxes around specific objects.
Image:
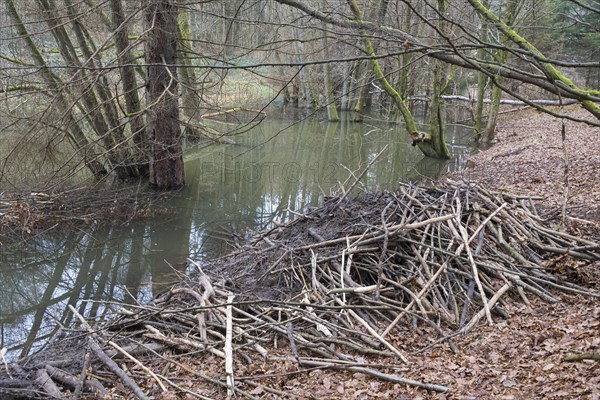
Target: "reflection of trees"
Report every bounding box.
[0,223,190,359]
[0,113,472,359]
[184,112,471,261]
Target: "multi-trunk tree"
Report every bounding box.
[274,0,600,123]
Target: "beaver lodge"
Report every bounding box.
[1,180,599,399]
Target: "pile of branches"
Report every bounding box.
[0,184,170,242]
[3,181,599,398]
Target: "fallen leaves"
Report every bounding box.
[452,106,600,225]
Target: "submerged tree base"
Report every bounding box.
[2,181,598,398]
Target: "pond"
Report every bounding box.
[0,111,473,360]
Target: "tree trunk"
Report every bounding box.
[351,61,369,122]
[484,80,503,142]
[6,0,108,179]
[425,0,451,160]
[481,0,518,143]
[468,0,600,119]
[144,0,185,190]
[351,0,388,122]
[177,5,201,117]
[320,7,339,122]
[292,7,315,109]
[428,60,451,159]
[65,0,141,180]
[110,0,149,177]
[36,0,134,179]
[473,2,489,140]
[347,0,448,159]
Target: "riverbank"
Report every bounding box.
[452,105,600,224]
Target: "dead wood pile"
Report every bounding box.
[0,185,169,242]
[2,181,599,399]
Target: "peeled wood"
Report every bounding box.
[35,368,64,399]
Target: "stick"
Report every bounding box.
[453,197,493,325]
[294,214,455,251]
[467,202,507,245]
[35,368,64,399]
[69,305,149,400]
[108,341,167,392]
[563,352,600,362]
[143,331,225,358]
[461,284,511,334]
[0,347,11,379]
[382,262,448,338]
[225,294,235,397]
[188,259,216,341]
[88,337,149,400]
[45,364,107,397]
[336,145,389,206]
[334,298,409,364]
[298,358,448,393]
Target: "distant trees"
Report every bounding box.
[274,0,600,121]
[0,0,598,188]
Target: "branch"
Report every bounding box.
[273,0,600,114]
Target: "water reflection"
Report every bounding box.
[0,111,472,360]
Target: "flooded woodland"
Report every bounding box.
[0,0,598,398]
[1,110,472,361]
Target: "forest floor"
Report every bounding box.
[451,105,600,224]
[419,105,600,399]
[2,106,599,400]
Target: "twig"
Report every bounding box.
[87,337,149,400]
[298,358,448,393]
[336,145,389,206]
[461,284,511,334]
[334,298,409,364]
[68,305,149,400]
[563,352,600,362]
[108,341,167,392]
[382,262,448,338]
[225,294,235,397]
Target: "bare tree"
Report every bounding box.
[1,0,599,187]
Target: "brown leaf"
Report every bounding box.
[249,386,264,395]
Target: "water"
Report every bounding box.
[0,111,472,359]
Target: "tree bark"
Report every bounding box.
[110,0,149,177]
[144,0,185,190]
